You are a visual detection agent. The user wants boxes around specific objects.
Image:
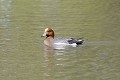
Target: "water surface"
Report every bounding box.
[0,0,120,80]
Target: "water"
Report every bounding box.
[0,0,120,80]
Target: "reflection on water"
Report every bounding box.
[43,41,120,80]
[0,0,12,79]
[0,0,12,50]
[43,48,67,80]
[43,49,55,80]
[0,0,12,27]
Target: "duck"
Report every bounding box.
[41,28,84,48]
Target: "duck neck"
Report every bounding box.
[47,36,54,39]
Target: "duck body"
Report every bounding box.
[53,38,83,45]
[41,28,84,48]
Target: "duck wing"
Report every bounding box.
[67,38,84,45]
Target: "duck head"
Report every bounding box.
[41,28,54,39]
[41,28,54,47]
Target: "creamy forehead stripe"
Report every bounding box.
[45,28,49,32]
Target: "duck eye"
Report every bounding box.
[47,30,51,32]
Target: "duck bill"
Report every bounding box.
[41,33,47,37]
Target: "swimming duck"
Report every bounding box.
[41,28,84,48]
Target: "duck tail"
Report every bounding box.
[76,39,84,45]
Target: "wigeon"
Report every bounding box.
[41,28,84,48]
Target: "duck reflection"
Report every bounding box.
[43,47,66,80]
[43,48,55,80]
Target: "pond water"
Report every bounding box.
[0,0,120,80]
